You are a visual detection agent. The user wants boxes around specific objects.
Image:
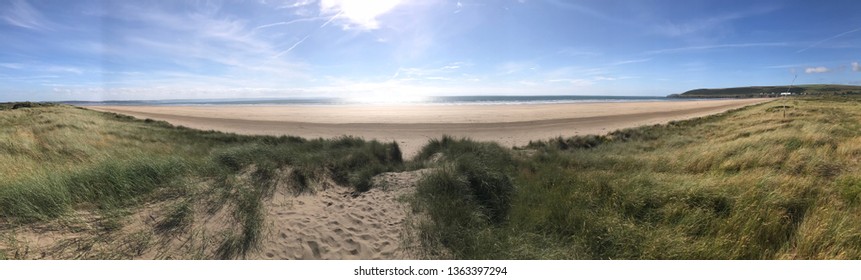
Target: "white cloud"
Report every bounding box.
[557,48,602,57]
[805,66,830,74]
[46,66,83,75]
[499,61,539,75]
[390,62,471,81]
[645,42,789,55]
[797,27,861,53]
[548,78,594,86]
[593,76,619,81]
[544,0,628,25]
[100,3,310,79]
[320,0,402,30]
[265,0,320,16]
[253,17,325,31]
[278,0,318,9]
[0,63,23,69]
[853,62,860,72]
[650,6,778,37]
[1,0,51,30]
[609,58,651,66]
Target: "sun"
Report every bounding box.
[322,0,402,29]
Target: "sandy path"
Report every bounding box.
[86,99,768,158]
[251,169,427,259]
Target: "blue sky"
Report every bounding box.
[2,0,861,101]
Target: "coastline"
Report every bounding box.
[86,98,769,158]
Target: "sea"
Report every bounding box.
[59,95,694,106]
[64,95,687,106]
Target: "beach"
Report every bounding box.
[87,99,767,158]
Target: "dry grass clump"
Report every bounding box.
[0,104,404,259]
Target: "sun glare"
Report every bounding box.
[343,94,427,105]
[322,0,402,29]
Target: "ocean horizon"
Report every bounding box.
[63,95,694,106]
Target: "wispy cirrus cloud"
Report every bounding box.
[547,78,593,86]
[0,63,23,69]
[390,62,474,82]
[556,48,602,57]
[544,0,631,26]
[546,75,633,85]
[651,6,778,37]
[797,27,861,53]
[272,0,317,9]
[1,0,52,30]
[805,66,831,74]
[67,2,316,90]
[645,42,790,55]
[609,58,651,66]
[498,61,539,75]
[253,17,326,31]
[852,62,860,72]
[0,61,85,75]
[273,12,341,58]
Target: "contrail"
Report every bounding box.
[253,17,325,31]
[274,11,342,58]
[320,11,341,28]
[276,34,312,58]
[797,27,861,53]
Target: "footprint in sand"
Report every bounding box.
[252,169,428,259]
[306,240,322,258]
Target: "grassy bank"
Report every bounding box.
[673,84,861,98]
[414,96,861,259]
[0,104,403,259]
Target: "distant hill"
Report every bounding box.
[669,84,861,98]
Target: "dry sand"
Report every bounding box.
[87,98,768,159]
[0,168,428,260]
[251,169,429,259]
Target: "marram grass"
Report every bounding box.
[414,96,861,259]
[0,104,404,259]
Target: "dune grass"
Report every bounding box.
[0,104,404,259]
[4,97,861,259]
[413,97,861,259]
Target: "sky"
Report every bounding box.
[2,0,861,101]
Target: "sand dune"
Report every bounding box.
[87,99,767,158]
[251,169,428,260]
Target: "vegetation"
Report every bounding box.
[0,102,58,111]
[5,96,861,259]
[414,96,861,259]
[671,84,861,98]
[0,104,403,259]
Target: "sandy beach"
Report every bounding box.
[87,99,767,158]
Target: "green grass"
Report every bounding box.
[675,84,861,98]
[0,104,404,259]
[412,137,515,258]
[156,200,193,233]
[414,97,861,259]
[0,157,187,222]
